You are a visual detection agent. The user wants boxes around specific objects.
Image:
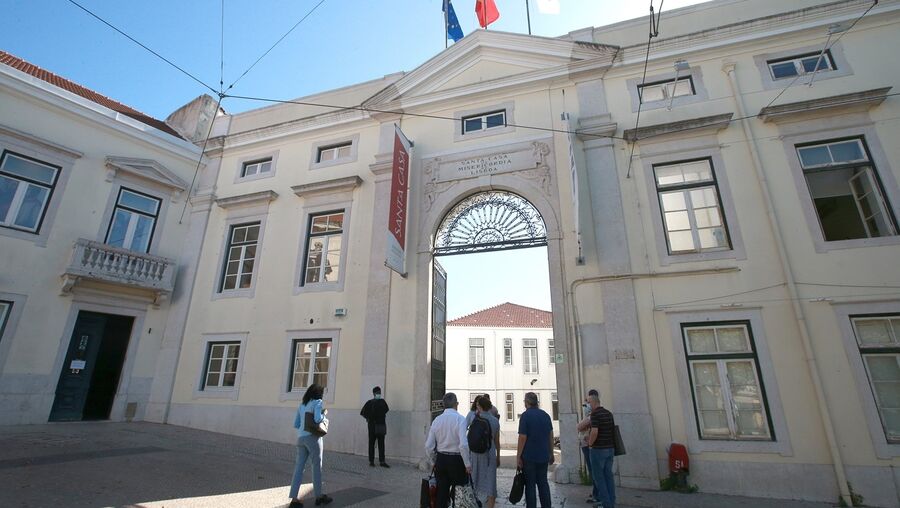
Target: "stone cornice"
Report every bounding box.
[577,114,618,142]
[0,124,83,159]
[758,87,892,123]
[215,190,279,209]
[292,176,363,198]
[624,113,733,143]
[369,154,394,180]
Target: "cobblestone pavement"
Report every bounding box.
[0,422,835,508]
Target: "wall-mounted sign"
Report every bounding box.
[70,360,86,370]
[434,145,543,183]
[386,125,413,276]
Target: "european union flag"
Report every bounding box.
[443,0,464,42]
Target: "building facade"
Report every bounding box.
[2,0,900,506]
[446,302,558,446]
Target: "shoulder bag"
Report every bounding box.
[613,425,626,456]
[508,468,525,504]
[304,404,328,437]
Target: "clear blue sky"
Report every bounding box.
[2,0,710,120]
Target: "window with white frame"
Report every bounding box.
[316,142,352,163]
[0,300,10,341]
[683,323,773,441]
[470,338,485,374]
[638,76,695,103]
[505,392,515,421]
[551,392,559,420]
[503,338,513,365]
[289,339,332,392]
[767,50,834,80]
[302,211,344,286]
[654,159,731,254]
[470,392,486,404]
[241,158,272,178]
[548,339,555,364]
[0,151,60,233]
[220,222,260,291]
[202,342,241,389]
[462,110,506,135]
[523,338,538,374]
[105,188,161,253]
[851,315,900,443]
[796,138,897,241]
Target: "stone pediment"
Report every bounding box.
[105,156,189,200]
[365,30,617,108]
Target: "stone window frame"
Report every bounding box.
[666,308,793,455]
[503,338,513,366]
[233,150,279,184]
[626,66,709,113]
[279,328,341,404]
[778,123,900,252]
[640,144,747,266]
[505,392,515,421]
[193,332,248,401]
[210,191,276,300]
[0,292,27,375]
[308,134,359,171]
[453,101,516,142]
[753,42,853,91]
[832,300,900,458]
[523,338,539,375]
[95,181,171,256]
[0,125,79,247]
[469,337,485,374]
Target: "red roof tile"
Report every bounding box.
[0,50,183,139]
[449,302,552,328]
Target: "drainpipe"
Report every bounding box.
[722,62,851,505]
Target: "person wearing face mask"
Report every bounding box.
[360,386,390,467]
[576,389,599,504]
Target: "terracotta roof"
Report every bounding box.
[448,302,552,328]
[0,50,183,139]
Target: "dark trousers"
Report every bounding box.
[435,452,466,508]
[523,460,551,508]
[581,446,593,477]
[368,428,385,464]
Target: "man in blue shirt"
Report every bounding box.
[516,392,555,508]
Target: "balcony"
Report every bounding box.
[61,239,177,304]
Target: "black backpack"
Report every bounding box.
[467,414,493,454]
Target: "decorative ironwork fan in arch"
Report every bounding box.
[434,191,547,256]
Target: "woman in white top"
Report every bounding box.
[289,383,332,508]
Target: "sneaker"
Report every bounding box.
[289,500,303,508]
[585,496,594,503]
[314,494,333,506]
[380,462,391,468]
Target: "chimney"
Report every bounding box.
[165,94,223,144]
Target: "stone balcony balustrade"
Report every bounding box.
[61,238,177,304]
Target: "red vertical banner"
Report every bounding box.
[386,125,412,275]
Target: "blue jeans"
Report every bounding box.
[523,460,551,508]
[581,446,592,478]
[289,434,323,499]
[589,447,615,508]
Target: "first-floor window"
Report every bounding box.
[105,188,161,253]
[462,110,506,135]
[302,211,344,285]
[220,222,260,291]
[203,342,240,389]
[470,392,486,404]
[503,338,513,365]
[0,300,11,340]
[470,338,485,373]
[289,339,332,392]
[638,76,695,103]
[505,392,515,421]
[317,142,351,163]
[683,322,772,441]
[548,339,555,364]
[0,151,60,233]
[241,158,273,178]
[654,159,731,254]
[551,392,559,420]
[851,314,900,443]
[523,338,538,374]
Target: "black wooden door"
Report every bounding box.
[431,259,447,421]
[49,312,106,422]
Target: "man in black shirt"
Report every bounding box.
[588,391,615,508]
[360,386,390,467]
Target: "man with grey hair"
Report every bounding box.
[425,392,470,508]
[516,391,554,507]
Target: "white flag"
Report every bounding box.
[536,0,560,14]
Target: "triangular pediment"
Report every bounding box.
[365,30,617,108]
[105,156,189,193]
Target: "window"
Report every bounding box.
[523,338,538,374]
[503,338,513,365]
[683,323,772,441]
[220,222,260,291]
[241,158,272,178]
[462,110,506,135]
[551,392,559,421]
[289,339,332,392]
[767,51,834,80]
[0,300,10,341]
[505,393,515,421]
[470,392,486,404]
[302,211,344,285]
[470,338,485,374]
[851,315,900,443]
[105,188,161,253]
[796,138,896,241]
[0,151,60,233]
[548,339,555,364]
[654,159,731,254]
[317,142,352,163]
[202,342,241,389]
[638,77,694,103]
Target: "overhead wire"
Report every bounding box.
[625,0,664,179]
[220,0,225,93]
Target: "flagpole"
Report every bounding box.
[444,0,449,49]
[483,0,488,31]
[526,0,532,35]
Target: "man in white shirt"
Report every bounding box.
[425,392,471,508]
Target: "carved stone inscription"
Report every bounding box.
[435,147,541,183]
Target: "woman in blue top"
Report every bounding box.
[289,383,332,507]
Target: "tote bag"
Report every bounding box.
[508,468,525,504]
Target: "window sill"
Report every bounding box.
[235,171,276,184]
[0,224,48,247]
[310,157,354,171]
[192,388,240,401]
[212,288,257,300]
[689,436,791,455]
[659,248,744,266]
[813,234,900,253]
[294,281,344,295]
[456,125,516,142]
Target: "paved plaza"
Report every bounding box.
[0,422,836,508]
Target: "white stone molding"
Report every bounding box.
[105,157,189,202]
[291,176,363,199]
[624,113,733,143]
[758,87,892,123]
[215,190,278,210]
